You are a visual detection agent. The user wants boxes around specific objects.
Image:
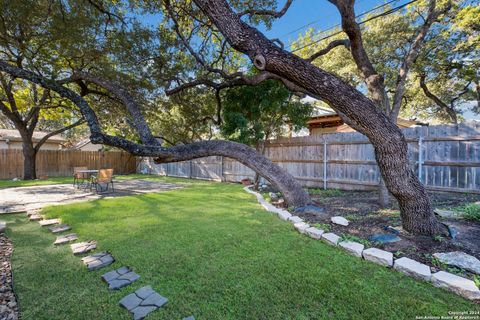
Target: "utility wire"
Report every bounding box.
[279,0,393,40]
[290,0,419,53]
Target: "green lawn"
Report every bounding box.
[2,177,478,320]
[0,174,171,188]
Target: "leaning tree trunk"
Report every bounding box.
[191,0,445,236]
[22,140,37,180]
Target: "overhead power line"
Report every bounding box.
[279,0,394,40]
[290,0,420,53]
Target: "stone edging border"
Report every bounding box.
[243,186,480,302]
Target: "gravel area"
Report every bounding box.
[0,234,18,320]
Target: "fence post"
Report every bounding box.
[221,156,225,182]
[189,160,192,179]
[323,138,327,190]
[418,136,423,183]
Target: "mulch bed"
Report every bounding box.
[277,189,480,281]
[0,234,19,320]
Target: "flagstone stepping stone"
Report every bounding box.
[27,210,40,217]
[0,221,5,233]
[305,226,324,239]
[433,251,480,275]
[369,233,401,244]
[49,224,71,233]
[39,219,60,226]
[119,286,168,320]
[431,271,480,300]
[71,241,97,255]
[288,216,303,224]
[54,233,78,245]
[82,252,114,271]
[293,222,310,234]
[362,248,393,267]
[102,266,140,289]
[331,216,349,226]
[321,233,340,246]
[393,257,431,281]
[339,241,364,257]
[29,214,43,221]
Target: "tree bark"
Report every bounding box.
[22,139,37,180]
[190,0,445,235]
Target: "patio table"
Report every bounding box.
[76,170,99,190]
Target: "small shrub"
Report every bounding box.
[461,203,480,221]
[474,275,480,288]
[307,188,343,197]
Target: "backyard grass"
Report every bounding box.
[2,177,478,319]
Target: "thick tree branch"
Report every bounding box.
[70,71,159,146]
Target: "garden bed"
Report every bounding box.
[281,188,480,283]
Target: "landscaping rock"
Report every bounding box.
[369,234,401,244]
[0,221,5,233]
[102,266,140,290]
[82,252,114,271]
[120,286,168,320]
[393,257,431,281]
[305,227,324,239]
[321,233,340,246]
[433,252,480,275]
[71,241,97,255]
[362,248,393,267]
[277,210,292,221]
[434,209,458,219]
[288,216,303,224]
[293,222,310,234]
[431,271,480,301]
[48,224,71,234]
[39,219,60,226]
[28,214,42,221]
[339,241,364,257]
[331,216,349,226]
[294,204,326,217]
[54,233,78,245]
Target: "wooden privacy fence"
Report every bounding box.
[139,122,480,194]
[0,149,137,179]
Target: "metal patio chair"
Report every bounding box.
[73,166,88,188]
[91,169,114,193]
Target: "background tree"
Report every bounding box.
[221,79,313,186]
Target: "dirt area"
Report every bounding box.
[277,189,480,280]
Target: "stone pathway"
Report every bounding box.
[49,224,71,233]
[54,233,78,245]
[39,219,59,226]
[71,241,97,255]
[119,286,168,320]
[102,267,140,290]
[82,252,115,271]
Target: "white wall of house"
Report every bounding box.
[0,140,63,150]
